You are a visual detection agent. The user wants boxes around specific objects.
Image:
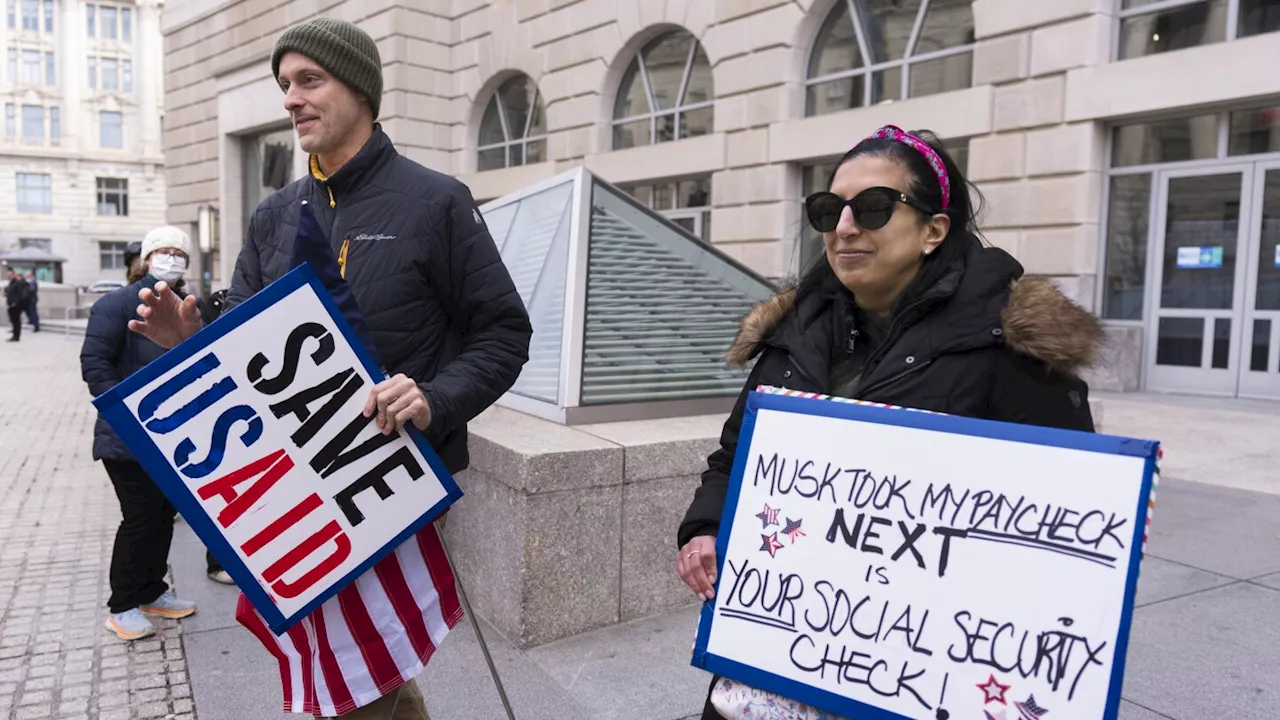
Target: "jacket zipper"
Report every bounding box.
[857,358,933,397]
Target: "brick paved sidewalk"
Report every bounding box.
[0,333,195,720]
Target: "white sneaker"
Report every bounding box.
[207,569,235,586]
[104,609,156,641]
[139,590,197,619]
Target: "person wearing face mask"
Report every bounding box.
[80,225,201,641]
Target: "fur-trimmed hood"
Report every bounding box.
[726,275,1103,377]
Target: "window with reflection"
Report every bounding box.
[619,177,713,242]
[1118,0,1279,60]
[477,75,547,172]
[612,30,714,149]
[806,0,974,117]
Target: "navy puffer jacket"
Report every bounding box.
[225,125,531,474]
[80,277,209,462]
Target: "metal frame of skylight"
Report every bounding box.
[803,0,975,110]
[480,166,776,424]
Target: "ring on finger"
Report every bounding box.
[687,550,701,560]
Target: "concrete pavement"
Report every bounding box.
[2,330,1279,720]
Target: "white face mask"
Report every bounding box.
[149,253,188,283]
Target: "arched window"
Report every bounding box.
[477,75,547,172]
[612,30,714,149]
[806,0,974,117]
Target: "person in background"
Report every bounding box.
[676,126,1101,719]
[25,271,39,332]
[124,241,145,284]
[80,226,201,641]
[6,269,30,342]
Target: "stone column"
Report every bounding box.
[136,0,160,158]
[58,0,83,152]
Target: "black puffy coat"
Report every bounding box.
[677,245,1103,547]
[81,276,198,462]
[225,125,531,474]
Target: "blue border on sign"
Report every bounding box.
[690,390,1160,720]
[92,265,463,636]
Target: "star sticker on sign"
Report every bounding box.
[759,533,784,557]
[976,674,1011,705]
[755,503,780,529]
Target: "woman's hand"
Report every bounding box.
[677,536,719,601]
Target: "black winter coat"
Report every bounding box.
[678,245,1104,547]
[81,276,179,462]
[225,125,532,474]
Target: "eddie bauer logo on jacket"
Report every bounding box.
[352,233,396,241]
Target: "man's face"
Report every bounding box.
[278,52,368,157]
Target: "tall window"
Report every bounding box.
[21,49,41,84]
[101,57,118,90]
[17,173,52,213]
[45,51,54,84]
[100,5,116,38]
[477,75,546,171]
[97,177,128,216]
[42,0,49,31]
[806,0,975,117]
[49,106,59,141]
[6,0,13,29]
[100,110,122,148]
[20,0,35,29]
[620,177,713,242]
[612,30,714,149]
[100,240,128,269]
[1118,0,1280,60]
[21,105,43,141]
[4,104,14,139]
[6,49,13,81]
[87,3,130,39]
[123,59,132,92]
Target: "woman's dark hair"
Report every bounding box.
[795,129,986,310]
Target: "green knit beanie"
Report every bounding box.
[271,18,383,120]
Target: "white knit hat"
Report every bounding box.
[141,225,192,261]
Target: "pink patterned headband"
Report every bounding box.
[868,125,951,211]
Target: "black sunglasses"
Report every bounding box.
[805,187,937,233]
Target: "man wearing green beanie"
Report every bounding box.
[129,17,531,720]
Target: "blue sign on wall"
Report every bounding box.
[1176,246,1224,270]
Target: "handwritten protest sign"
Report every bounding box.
[93,265,462,635]
[692,389,1159,720]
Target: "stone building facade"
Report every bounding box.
[161,0,1280,398]
[1,0,166,287]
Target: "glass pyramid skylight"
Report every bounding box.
[481,167,775,424]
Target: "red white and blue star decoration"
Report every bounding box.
[983,710,1007,720]
[1014,695,1049,720]
[976,674,1011,705]
[781,517,805,544]
[759,533,784,557]
[755,503,780,529]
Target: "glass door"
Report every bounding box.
[1238,162,1280,400]
[1146,166,1253,396]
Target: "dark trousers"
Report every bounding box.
[207,550,222,574]
[7,306,21,339]
[104,459,176,613]
[702,677,724,719]
[25,300,38,330]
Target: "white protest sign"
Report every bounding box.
[692,389,1159,720]
[93,266,462,634]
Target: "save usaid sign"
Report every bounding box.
[693,389,1159,720]
[93,266,462,635]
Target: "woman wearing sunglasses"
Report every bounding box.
[677,126,1103,719]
